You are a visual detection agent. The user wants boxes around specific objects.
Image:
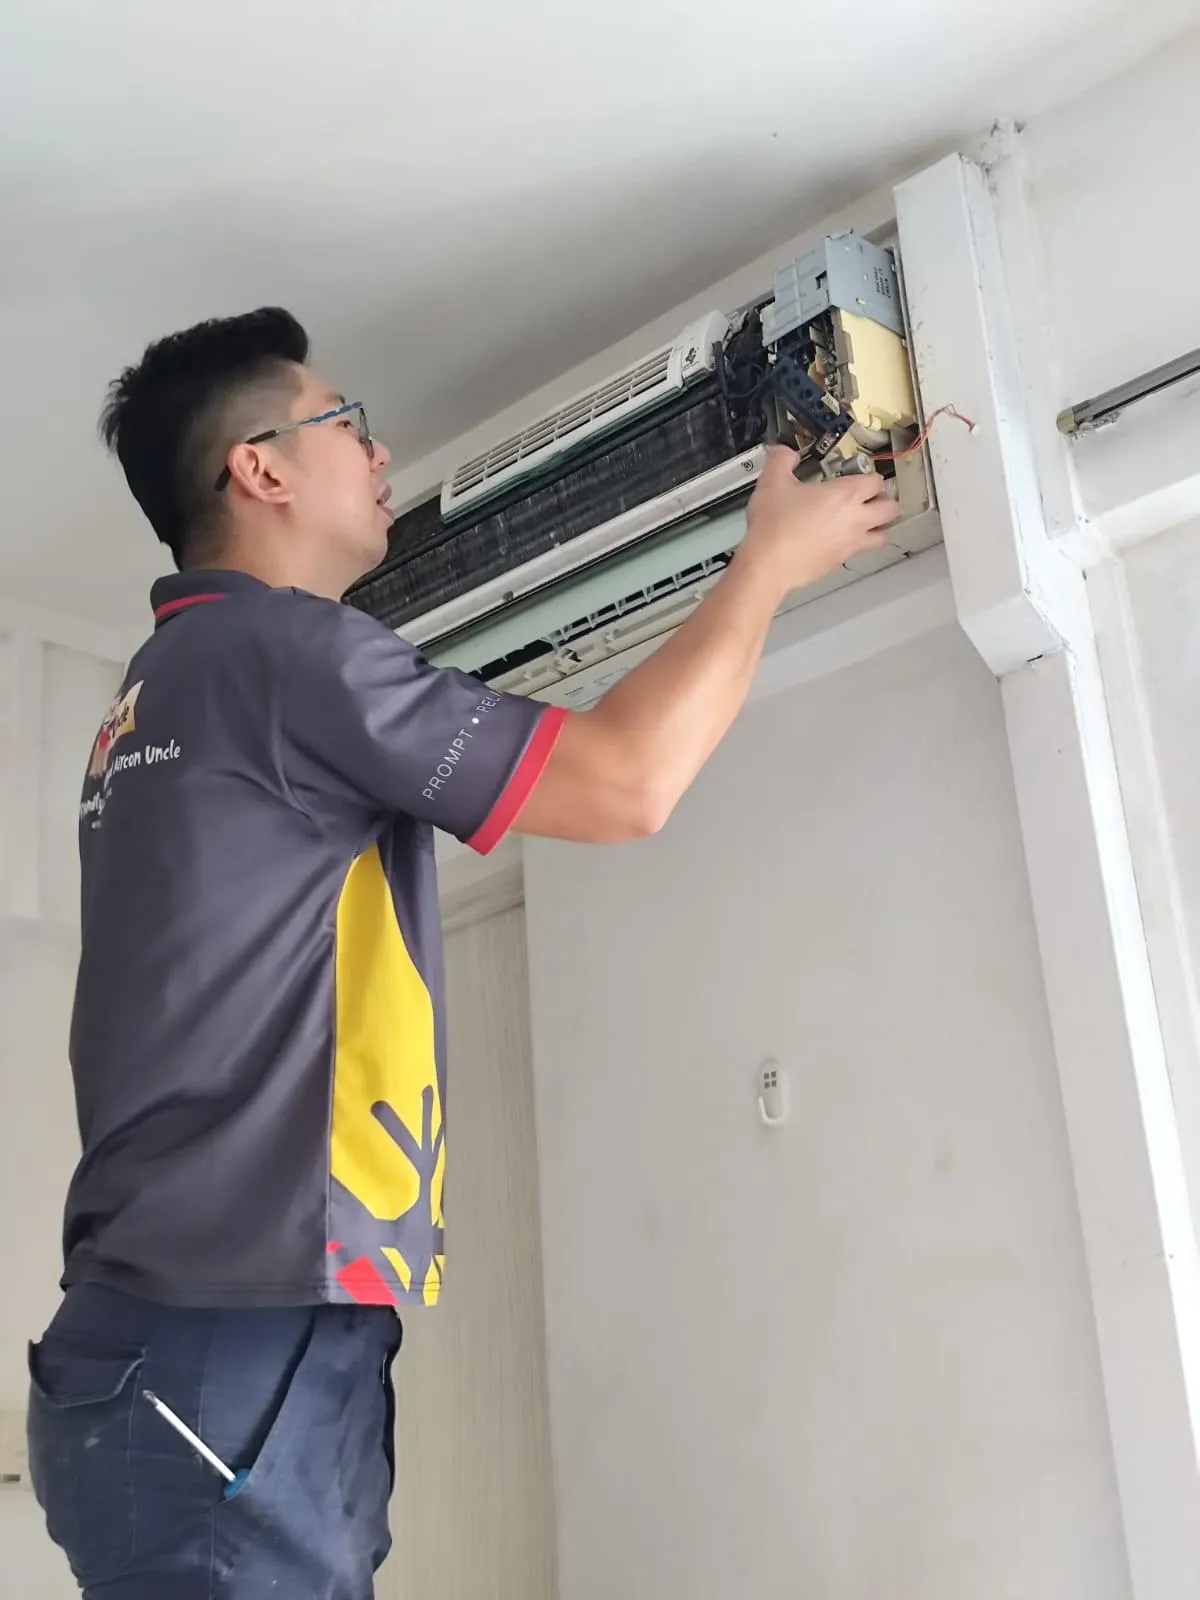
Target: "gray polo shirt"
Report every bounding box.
[62,569,567,1309]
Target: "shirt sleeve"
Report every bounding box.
[276,595,569,853]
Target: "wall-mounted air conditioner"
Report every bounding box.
[346,230,939,709]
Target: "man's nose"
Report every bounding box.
[371,437,392,473]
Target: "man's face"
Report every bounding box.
[280,367,394,581]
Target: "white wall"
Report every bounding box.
[1020,35,1200,1220]
[0,628,124,1597]
[0,923,87,1600]
[1021,29,1200,531]
[510,46,1200,1599]
[524,622,1130,1600]
[1098,520,1200,1210]
[1116,523,1200,998]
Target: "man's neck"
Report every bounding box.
[185,547,346,603]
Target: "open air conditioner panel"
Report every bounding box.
[346,231,937,701]
[442,496,943,710]
[346,376,748,638]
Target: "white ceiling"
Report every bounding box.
[1,0,1195,630]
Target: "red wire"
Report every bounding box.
[867,404,976,461]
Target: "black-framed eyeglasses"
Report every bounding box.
[213,400,374,491]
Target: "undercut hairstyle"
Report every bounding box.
[99,308,310,569]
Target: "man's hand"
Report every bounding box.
[512,453,904,845]
[736,447,901,599]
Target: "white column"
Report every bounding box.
[896,147,1200,1600]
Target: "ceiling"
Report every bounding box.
[1,0,1195,631]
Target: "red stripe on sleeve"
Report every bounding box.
[467,705,571,856]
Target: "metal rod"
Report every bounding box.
[1057,348,1200,435]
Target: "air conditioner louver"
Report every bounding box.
[447,350,671,501]
[439,312,729,520]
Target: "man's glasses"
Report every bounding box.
[213,400,374,492]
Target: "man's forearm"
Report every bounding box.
[513,455,897,843]
[584,548,787,827]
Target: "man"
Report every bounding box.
[27,308,897,1597]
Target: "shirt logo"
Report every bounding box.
[87,682,143,781]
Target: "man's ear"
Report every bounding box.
[225,441,295,507]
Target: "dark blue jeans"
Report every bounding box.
[26,1284,402,1598]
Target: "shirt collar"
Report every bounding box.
[150,570,271,627]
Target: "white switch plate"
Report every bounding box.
[0,1407,30,1488]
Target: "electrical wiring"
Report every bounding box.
[867,404,977,461]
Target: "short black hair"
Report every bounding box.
[99,308,310,568]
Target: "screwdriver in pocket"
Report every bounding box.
[143,1390,249,1495]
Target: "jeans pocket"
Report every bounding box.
[216,1318,317,1511]
[214,1312,397,1595]
[27,1333,145,1588]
